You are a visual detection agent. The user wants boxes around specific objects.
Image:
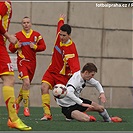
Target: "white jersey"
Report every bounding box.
[56,70,104,107]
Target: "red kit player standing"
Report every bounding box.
[0,1,31,130]
[9,16,46,117]
[40,14,80,120]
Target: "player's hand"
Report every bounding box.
[81,103,94,109]
[60,14,66,20]
[30,41,37,50]
[29,42,35,48]
[16,41,22,48]
[99,93,106,103]
[88,104,94,109]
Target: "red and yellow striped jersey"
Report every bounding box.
[48,19,80,76]
[9,29,46,62]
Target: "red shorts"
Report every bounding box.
[17,59,36,82]
[42,69,70,89]
[0,45,14,77]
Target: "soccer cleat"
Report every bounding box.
[41,114,52,121]
[83,112,96,122]
[111,116,122,122]
[89,115,96,122]
[24,108,30,117]
[65,118,72,121]
[14,103,20,114]
[7,118,32,131]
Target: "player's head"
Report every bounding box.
[59,24,71,43]
[81,63,97,80]
[21,16,32,33]
[60,24,71,35]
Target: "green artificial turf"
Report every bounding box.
[0,106,132,131]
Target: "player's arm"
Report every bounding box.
[81,103,94,109]
[30,35,46,52]
[5,32,17,44]
[9,41,21,53]
[66,85,83,104]
[87,78,106,103]
[0,2,17,44]
[67,86,94,109]
[56,14,65,34]
[9,33,22,53]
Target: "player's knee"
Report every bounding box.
[3,75,15,87]
[41,83,47,90]
[99,105,104,112]
[9,76,15,85]
[23,80,30,88]
[41,82,49,94]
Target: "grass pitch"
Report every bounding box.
[0,106,132,131]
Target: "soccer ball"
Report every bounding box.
[52,84,67,99]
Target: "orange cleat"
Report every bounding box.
[111,116,122,122]
[24,108,30,117]
[83,112,96,122]
[89,115,96,122]
[7,118,32,131]
[41,114,52,121]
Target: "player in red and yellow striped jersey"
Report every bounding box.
[41,14,80,120]
[0,1,31,130]
[9,16,46,117]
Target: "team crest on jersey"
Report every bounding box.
[34,36,37,43]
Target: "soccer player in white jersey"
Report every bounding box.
[56,63,117,122]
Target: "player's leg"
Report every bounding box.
[0,51,19,122]
[15,88,22,113]
[62,104,96,122]
[0,45,32,130]
[15,61,25,108]
[2,75,19,122]
[22,77,30,117]
[80,98,111,122]
[41,81,52,120]
[41,70,55,120]
[90,101,111,122]
[15,88,23,104]
[1,75,32,131]
[71,110,96,122]
[17,63,33,117]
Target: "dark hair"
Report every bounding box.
[81,63,97,73]
[60,24,71,35]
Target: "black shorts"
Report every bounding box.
[61,97,92,119]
